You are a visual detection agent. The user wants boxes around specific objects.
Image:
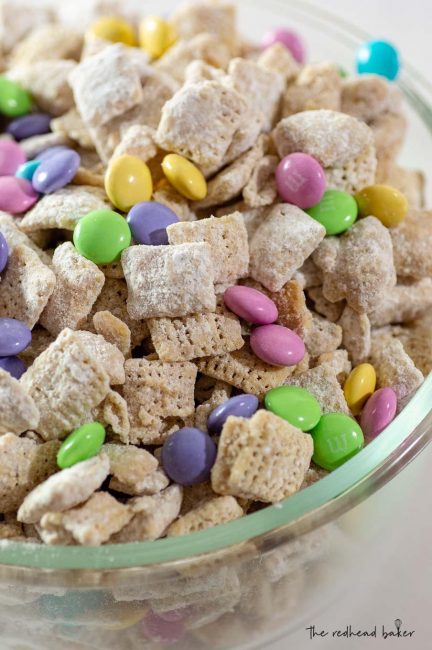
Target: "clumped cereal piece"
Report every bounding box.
[286,365,350,414]
[111,485,183,543]
[167,496,243,536]
[212,410,313,503]
[390,210,432,279]
[308,287,345,322]
[249,203,326,292]
[392,323,432,376]
[304,313,343,358]
[282,63,342,116]
[371,111,406,170]
[40,243,105,336]
[155,33,231,84]
[0,434,59,513]
[0,212,50,264]
[104,443,158,493]
[51,108,94,149]
[20,186,109,233]
[197,345,291,399]
[368,278,432,327]
[185,59,226,84]
[35,512,75,545]
[0,369,39,435]
[19,132,72,159]
[339,305,371,365]
[341,74,401,122]
[17,454,110,524]
[20,328,110,440]
[313,217,396,313]
[93,311,131,357]
[112,124,158,162]
[167,213,249,286]
[10,24,83,65]
[180,482,218,515]
[112,469,170,497]
[0,1,55,54]
[293,258,323,289]
[370,334,424,400]
[148,309,244,362]
[301,465,329,488]
[325,142,377,194]
[316,349,352,384]
[93,390,130,443]
[122,243,216,319]
[172,0,237,48]
[378,166,424,209]
[243,154,278,208]
[123,358,197,444]
[73,331,125,385]
[0,244,56,329]
[257,43,300,83]
[153,185,197,222]
[216,101,265,173]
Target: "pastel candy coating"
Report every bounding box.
[264,385,322,432]
[0,76,32,117]
[343,363,376,416]
[306,189,358,235]
[35,145,69,161]
[224,285,278,325]
[356,39,400,81]
[207,394,259,434]
[250,324,305,367]
[311,413,364,471]
[16,159,41,181]
[88,16,137,47]
[141,611,185,644]
[0,140,26,176]
[127,201,179,245]
[73,209,132,265]
[105,154,153,212]
[355,184,408,228]
[57,422,106,469]
[162,154,207,201]
[0,317,32,356]
[276,153,326,209]
[360,387,397,439]
[0,355,26,379]
[261,27,306,63]
[0,232,9,273]
[32,149,81,194]
[0,176,38,214]
[162,427,217,486]
[139,15,176,59]
[7,113,52,141]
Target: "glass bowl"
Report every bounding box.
[1,1,432,648]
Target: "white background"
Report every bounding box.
[269,1,432,649]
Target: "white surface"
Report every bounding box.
[267,7,432,650]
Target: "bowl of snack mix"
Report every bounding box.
[1,0,432,648]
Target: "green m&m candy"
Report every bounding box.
[306,189,358,235]
[57,422,106,469]
[310,412,364,471]
[264,385,322,432]
[73,209,131,265]
[0,76,32,117]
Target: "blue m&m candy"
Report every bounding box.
[356,39,400,81]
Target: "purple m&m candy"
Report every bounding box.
[262,27,306,63]
[127,201,179,245]
[0,177,38,214]
[142,610,185,644]
[0,318,31,356]
[7,113,52,141]
[32,149,80,194]
[360,387,397,439]
[35,145,69,162]
[0,355,26,379]
[224,285,278,325]
[0,232,8,273]
[208,394,259,435]
[162,427,217,486]
[0,140,26,176]
[276,153,326,209]
[250,324,305,366]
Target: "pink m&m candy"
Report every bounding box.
[262,28,306,63]
[0,140,26,176]
[250,324,305,366]
[0,177,38,214]
[224,285,278,325]
[276,153,326,209]
[360,387,397,439]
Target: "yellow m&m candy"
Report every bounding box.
[139,16,176,59]
[88,16,137,47]
[344,363,376,415]
[355,184,408,228]
[105,155,153,212]
[162,154,207,201]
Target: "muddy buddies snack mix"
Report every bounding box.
[0,0,428,550]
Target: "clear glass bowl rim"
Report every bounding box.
[2,0,432,572]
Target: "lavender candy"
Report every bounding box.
[32,149,81,194]
[0,355,26,379]
[0,232,8,273]
[0,318,32,356]
[7,113,52,141]
[162,427,217,486]
[127,201,179,245]
[207,394,259,435]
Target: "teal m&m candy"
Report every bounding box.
[73,209,131,265]
[264,385,321,432]
[16,159,41,181]
[306,189,358,235]
[0,76,32,117]
[57,422,106,469]
[356,39,400,81]
[310,412,364,471]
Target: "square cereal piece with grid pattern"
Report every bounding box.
[148,308,244,363]
[167,496,243,537]
[196,346,292,399]
[122,243,216,319]
[167,213,249,286]
[243,154,278,208]
[304,313,342,358]
[370,333,423,400]
[123,358,197,444]
[40,243,105,336]
[20,329,110,440]
[285,365,350,415]
[211,410,313,503]
[0,244,56,329]
[249,203,326,292]
[0,369,39,435]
